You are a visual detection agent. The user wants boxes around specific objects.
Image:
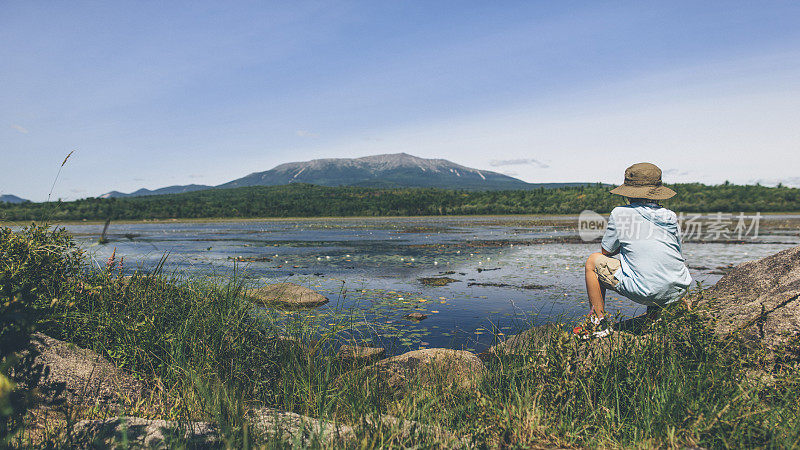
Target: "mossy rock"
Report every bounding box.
[693,245,800,356]
[418,277,459,287]
[246,283,329,307]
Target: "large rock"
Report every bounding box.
[484,324,561,357]
[250,408,470,447]
[245,283,329,307]
[249,407,355,446]
[363,414,472,448]
[71,417,219,448]
[26,333,145,406]
[694,245,800,354]
[370,348,485,391]
[71,410,468,448]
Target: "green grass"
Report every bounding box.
[3,225,800,448]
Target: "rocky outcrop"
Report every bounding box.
[71,417,220,448]
[370,348,485,392]
[252,408,471,448]
[249,407,355,446]
[71,409,469,448]
[693,245,800,355]
[484,324,561,357]
[70,408,473,448]
[363,414,472,448]
[28,334,471,447]
[27,333,144,407]
[245,283,329,307]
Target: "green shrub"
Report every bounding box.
[0,225,78,444]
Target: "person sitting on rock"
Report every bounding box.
[574,162,692,339]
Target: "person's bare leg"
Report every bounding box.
[585,253,606,317]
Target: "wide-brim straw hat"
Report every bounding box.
[609,162,676,200]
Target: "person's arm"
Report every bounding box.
[600,210,621,256]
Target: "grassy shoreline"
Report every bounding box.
[2,224,799,448]
[2,210,798,228]
[1,213,582,227]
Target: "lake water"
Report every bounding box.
[61,215,800,353]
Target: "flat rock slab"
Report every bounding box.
[250,408,473,447]
[249,407,355,446]
[372,348,485,391]
[72,417,220,448]
[27,333,145,406]
[695,245,800,353]
[246,282,329,307]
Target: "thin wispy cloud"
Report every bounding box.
[296,130,317,137]
[11,124,29,134]
[663,169,690,177]
[490,158,549,169]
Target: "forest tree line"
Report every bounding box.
[1,182,799,222]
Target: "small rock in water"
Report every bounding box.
[228,256,272,262]
[404,312,428,321]
[418,277,459,287]
[245,283,329,307]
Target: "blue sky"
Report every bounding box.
[2,1,800,201]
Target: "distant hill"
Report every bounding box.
[0,194,29,204]
[101,153,592,198]
[100,184,211,199]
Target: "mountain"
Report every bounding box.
[100,184,211,199]
[102,153,591,197]
[0,194,30,203]
[220,153,540,190]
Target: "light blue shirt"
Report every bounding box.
[601,202,692,305]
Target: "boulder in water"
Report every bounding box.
[246,283,329,307]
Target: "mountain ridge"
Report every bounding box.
[0,194,30,203]
[100,184,211,199]
[102,153,589,198]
